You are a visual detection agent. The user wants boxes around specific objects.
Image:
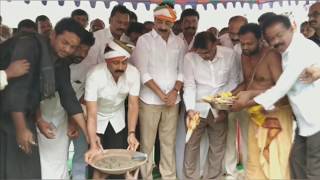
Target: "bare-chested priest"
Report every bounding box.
[231,23,293,180]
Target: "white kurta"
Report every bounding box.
[37,93,69,179]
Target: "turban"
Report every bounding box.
[153,5,177,23]
[104,40,134,62]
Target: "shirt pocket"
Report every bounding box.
[169,49,180,68]
[118,88,129,100]
[98,87,115,101]
[215,68,229,86]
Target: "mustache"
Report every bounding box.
[116,28,125,32]
[115,70,125,73]
[159,29,168,33]
[185,27,196,31]
[309,20,317,24]
[274,43,283,49]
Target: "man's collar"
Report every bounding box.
[151,28,175,39]
[215,46,224,59]
[282,32,299,55]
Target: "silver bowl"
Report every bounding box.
[90,149,147,175]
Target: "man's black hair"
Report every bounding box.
[180,8,199,21]
[17,19,37,32]
[258,12,276,25]
[54,18,84,39]
[239,23,262,40]
[129,11,138,22]
[261,15,291,35]
[127,22,144,35]
[71,9,89,20]
[35,15,50,24]
[193,31,218,49]
[81,30,95,47]
[110,5,130,18]
[144,21,154,25]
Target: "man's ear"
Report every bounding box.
[50,31,56,41]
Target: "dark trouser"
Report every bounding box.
[290,128,320,180]
[0,117,41,179]
[88,124,127,178]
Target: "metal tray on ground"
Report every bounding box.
[90,149,147,175]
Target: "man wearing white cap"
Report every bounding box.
[132,3,185,179]
[84,40,140,179]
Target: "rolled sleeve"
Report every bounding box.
[224,51,239,91]
[0,70,8,91]
[183,54,196,111]
[177,73,183,82]
[142,73,152,84]
[132,37,152,84]
[84,67,99,101]
[177,41,184,82]
[129,68,141,96]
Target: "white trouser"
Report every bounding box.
[38,94,70,179]
[224,110,249,176]
[37,119,69,179]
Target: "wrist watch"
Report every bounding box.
[128,131,135,136]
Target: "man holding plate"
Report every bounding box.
[183,31,239,179]
[84,40,140,179]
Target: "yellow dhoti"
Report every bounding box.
[246,105,293,180]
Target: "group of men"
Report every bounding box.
[1,1,320,180]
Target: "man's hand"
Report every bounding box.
[127,133,139,151]
[16,128,36,154]
[186,110,199,129]
[125,169,139,180]
[166,89,178,106]
[85,135,103,163]
[84,147,102,164]
[214,110,227,122]
[231,91,252,112]
[37,119,56,139]
[300,65,320,84]
[159,93,168,104]
[5,59,30,79]
[68,119,80,139]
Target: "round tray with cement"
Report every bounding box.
[90,149,147,175]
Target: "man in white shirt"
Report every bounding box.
[239,15,320,179]
[70,5,131,90]
[178,9,199,52]
[175,8,199,179]
[68,6,130,178]
[132,3,184,179]
[35,26,94,180]
[219,15,249,178]
[84,40,140,179]
[183,31,239,180]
